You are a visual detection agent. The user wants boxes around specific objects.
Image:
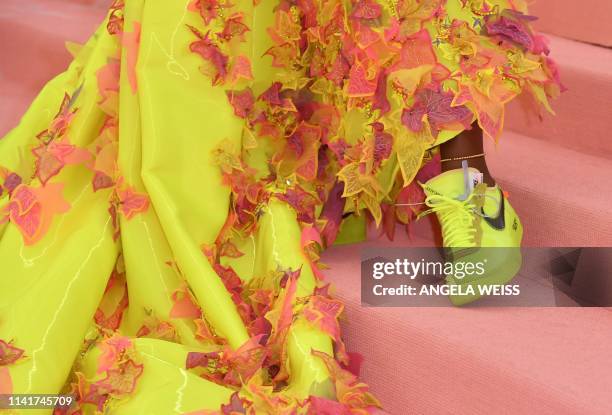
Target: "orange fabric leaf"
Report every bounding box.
[0,340,25,366]
[229,55,254,83]
[6,183,70,245]
[302,296,343,342]
[97,335,132,374]
[96,359,144,396]
[389,29,437,71]
[300,226,322,251]
[117,186,149,220]
[347,61,377,97]
[170,285,202,319]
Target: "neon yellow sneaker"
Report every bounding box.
[420,166,523,305]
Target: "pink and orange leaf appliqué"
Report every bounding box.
[218,240,244,258]
[227,88,255,119]
[96,359,144,397]
[389,29,437,71]
[136,312,179,342]
[107,0,125,35]
[189,0,224,25]
[307,396,352,415]
[302,296,343,343]
[401,88,473,134]
[92,171,115,192]
[319,181,346,247]
[44,93,77,138]
[311,350,381,411]
[5,183,71,245]
[117,186,149,220]
[228,55,254,83]
[186,336,265,387]
[1,171,22,196]
[347,61,377,97]
[189,26,229,85]
[94,270,129,331]
[194,318,227,345]
[33,138,91,185]
[97,335,132,375]
[300,225,322,252]
[96,59,120,99]
[170,284,202,319]
[219,13,250,42]
[32,145,63,186]
[264,272,299,381]
[351,0,382,20]
[76,372,108,411]
[0,340,25,366]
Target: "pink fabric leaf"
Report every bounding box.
[170,286,202,319]
[326,54,350,85]
[319,181,346,247]
[228,55,254,83]
[118,186,149,220]
[402,88,472,133]
[0,340,25,366]
[97,336,132,374]
[371,122,393,168]
[351,0,382,20]
[485,11,541,53]
[372,72,390,115]
[6,183,70,245]
[347,61,377,97]
[189,27,229,85]
[259,82,283,106]
[227,88,254,118]
[308,396,352,414]
[389,29,437,71]
[301,225,322,251]
[92,171,115,192]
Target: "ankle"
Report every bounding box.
[440,156,496,187]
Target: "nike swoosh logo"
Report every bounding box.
[482,189,505,230]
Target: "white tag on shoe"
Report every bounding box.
[470,172,484,189]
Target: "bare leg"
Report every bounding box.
[439,123,495,186]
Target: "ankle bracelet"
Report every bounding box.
[440,153,486,163]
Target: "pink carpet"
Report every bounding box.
[2,1,612,414]
[323,242,612,415]
[529,0,612,47]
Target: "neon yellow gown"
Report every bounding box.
[0,0,560,413]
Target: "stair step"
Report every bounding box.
[321,243,612,415]
[3,2,611,159]
[0,0,107,136]
[505,35,612,159]
[485,131,612,246]
[0,86,33,139]
[529,0,612,47]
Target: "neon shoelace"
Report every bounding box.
[420,193,480,247]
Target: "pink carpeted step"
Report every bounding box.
[505,35,612,159]
[3,2,611,160]
[529,0,612,46]
[0,0,108,137]
[322,243,612,415]
[485,131,612,247]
